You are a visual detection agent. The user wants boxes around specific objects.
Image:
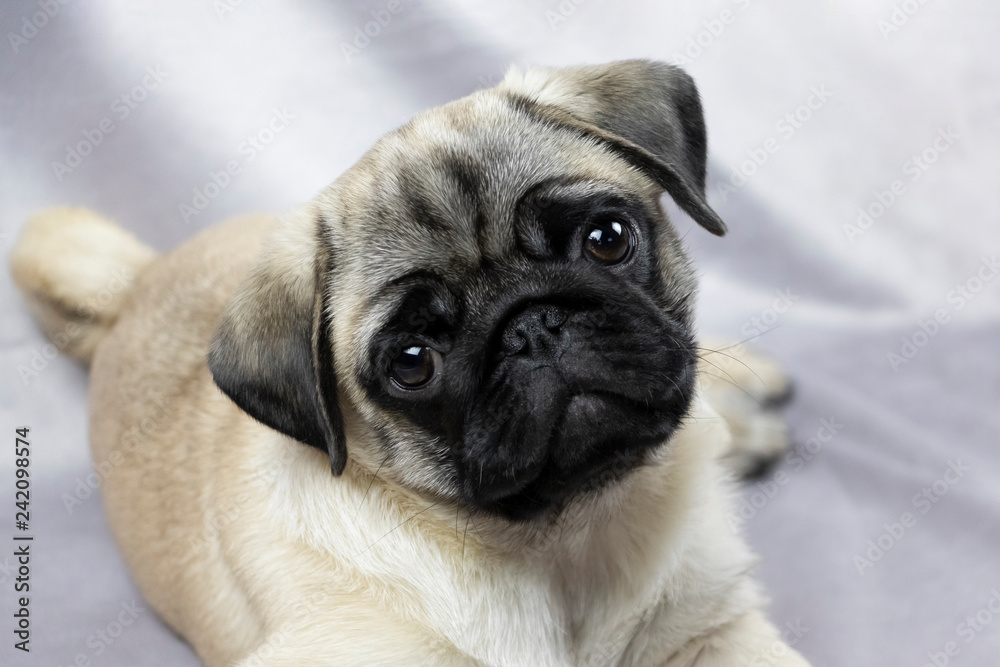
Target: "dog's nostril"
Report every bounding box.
[542,306,566,332]
[500,304,567,357]
[502,328,529,355]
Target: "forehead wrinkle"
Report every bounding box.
[395,166,450,234]
[334,86,669,313]
[379,91,654,264]
[334,170,473,298]
[382,138,485,269]
[405,100,545,262]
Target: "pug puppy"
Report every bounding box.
[11,60,809,666]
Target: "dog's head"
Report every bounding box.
[209,60,725,521]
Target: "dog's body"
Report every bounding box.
[12,61,809,666]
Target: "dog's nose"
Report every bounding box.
[500,304,567,357]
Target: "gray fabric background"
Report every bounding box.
[2,1,998,665]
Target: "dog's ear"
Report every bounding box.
[500,59,726,236]
[208,210,347,475]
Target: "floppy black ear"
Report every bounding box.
[500,59,727,236]
[208,211,347,474]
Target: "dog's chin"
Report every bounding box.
[461,391,686,522]
[467,449,649,522]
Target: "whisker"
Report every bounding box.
[698,369,764,406]
[469,513,486,544]
[695,325,783,355]
[358,500,440,557]
[698,349,766,390]
[351,452,390,525]
[461,515,472,563]
[698,355,744,389]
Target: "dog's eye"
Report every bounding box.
[583,220,631,264]
[390,345,441,389]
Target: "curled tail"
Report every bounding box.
[9,207,157,363]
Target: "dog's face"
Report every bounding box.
[209,60,727,521]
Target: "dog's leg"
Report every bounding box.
[231,644,486,667]
[668,610,811,666]
[229,625,487,667]
[698,341,793,478]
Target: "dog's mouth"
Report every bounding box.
[459,386,690,521]
[469,448,650,522]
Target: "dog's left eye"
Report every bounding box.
[389,345,441,389]
[583,220,632,264]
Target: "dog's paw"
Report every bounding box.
[698,342,793,478]
[718,407,790,479]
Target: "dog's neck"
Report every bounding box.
[268,391,757,666]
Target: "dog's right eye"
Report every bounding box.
[583,219,632,265]
[389,345,441,389]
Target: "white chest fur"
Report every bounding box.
[235,393,761,666]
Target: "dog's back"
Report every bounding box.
[11,210,278,665]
